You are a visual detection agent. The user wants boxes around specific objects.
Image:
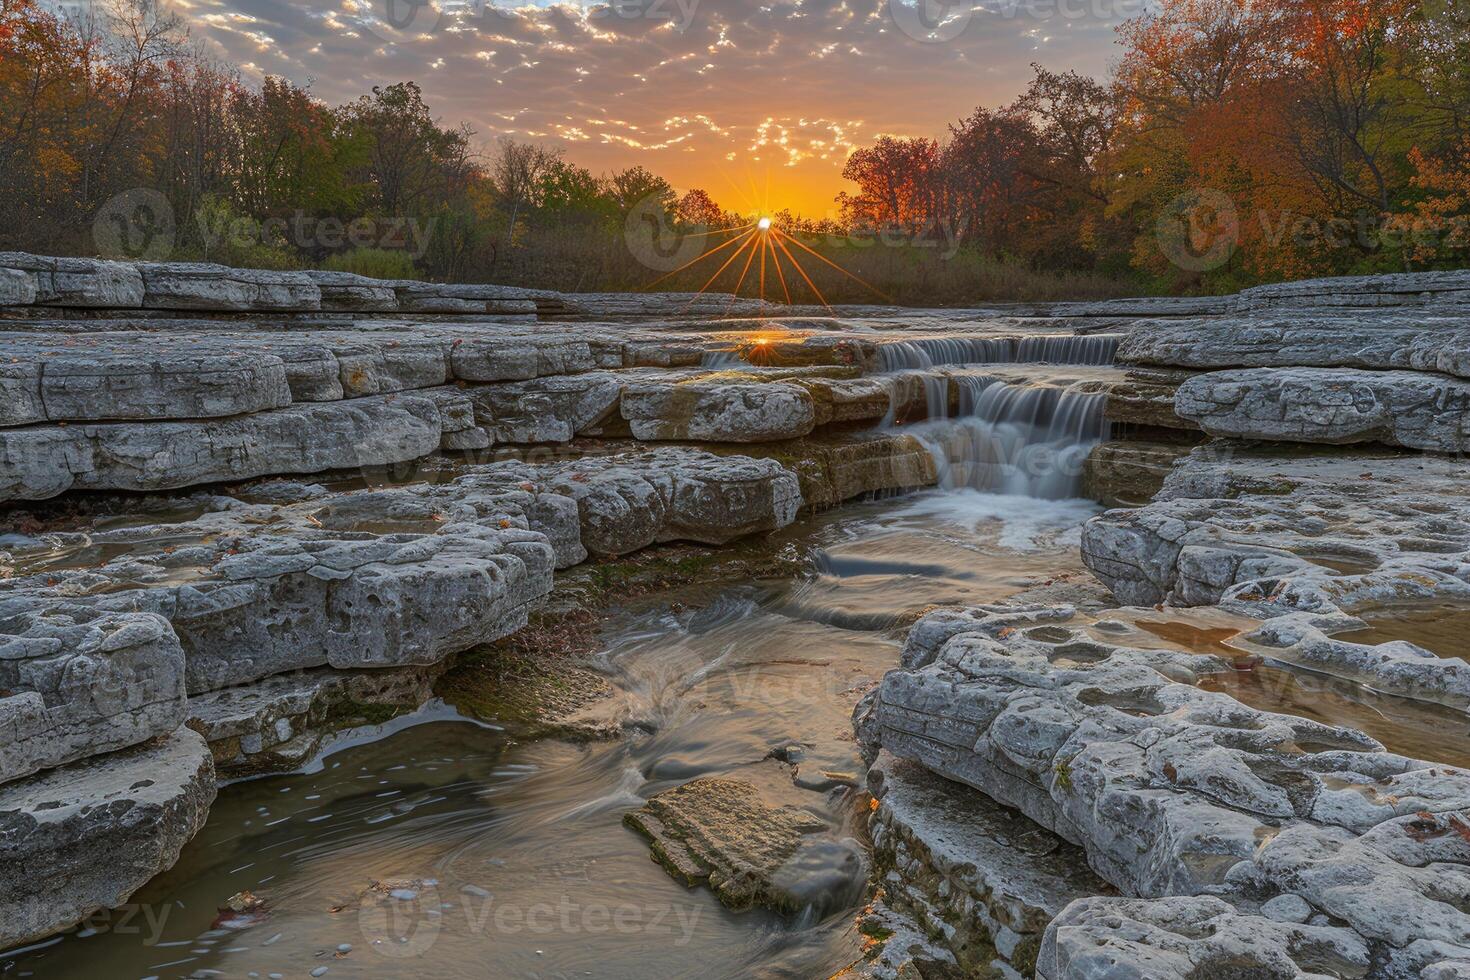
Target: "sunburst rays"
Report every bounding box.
[644,214,888,314]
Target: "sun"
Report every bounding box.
[641,198,887,312]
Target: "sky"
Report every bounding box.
[173,0,1139,215]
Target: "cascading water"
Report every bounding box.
[876,333,1119,371]
[913,377,1109,499]
[700,348,747,367]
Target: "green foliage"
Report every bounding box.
[321,247,418,279]
[187,195,300,270]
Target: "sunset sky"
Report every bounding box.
[175,0,1135,215]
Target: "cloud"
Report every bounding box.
[177,0,1128,213]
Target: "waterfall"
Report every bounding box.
[876,333,1119,370]
[877,338,1015,371]
[700,348,747,367]
[1013,334,1119,365]
[912,377,1109,500]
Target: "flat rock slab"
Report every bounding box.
[622,379,817,442]
[0,608,186,785]
[1176,367,1470,452]
[625,776,852,913]
[856,604,1470,975]
[0,253,144,307]
[0,727,216,949]
[1119,315,1470,380]
[0,394,442,502]
[136,262,320,311]
[0,333,294,425]
[1236,269,1470,310]
[0,521,555,695]
[0,448,794,697]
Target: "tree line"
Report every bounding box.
[3,0,1467,298]
[838,0,1470,290]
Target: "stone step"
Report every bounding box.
[1119,314,1470,380]
[1176,366,1470,452]
[866,750,1109,977]
[0,727,216,950]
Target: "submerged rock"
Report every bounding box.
[0,728,216,949]
[624,776,858,914]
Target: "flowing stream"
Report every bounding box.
[20,334,1454,979]
[4,489,1100,980]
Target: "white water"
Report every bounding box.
[876,333,1119,371]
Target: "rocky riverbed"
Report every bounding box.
[4,254,1470,978]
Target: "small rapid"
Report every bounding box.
[875,333,1119,371]
[915,377,1109,498]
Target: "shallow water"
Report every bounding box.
[4,490,1094,980]
[12,469,1470,977]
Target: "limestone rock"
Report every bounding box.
[1036,895,1371,980]
[1081,440,1192,508]
[0,332,294,425]
[456,373,621,443]
[0,608,186,784]
[1081,444,1470,611]
[1176,367,1470,452]
[1119,314,1470,380]
[0,253,144,307]
[1,518,555,693]
[755,432,938,509]
[624,776,852,913]
[859,605,1470,890]
[0,394,442,502]
[1235,269,1470,310]
[1099,368,1197,431]
[301,270,400,312]
[187,663,442,774]
[0,267,38,305]
[0,728,216,949]
[136,262,321,311]
[867,751,1108,977]
[529,449,802,555]
[622,380,817,442]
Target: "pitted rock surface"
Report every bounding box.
[0,727,216,949]
[0,608,186,783]
[1175,367,1470,451]
[856,604,1470,974]
[0,394,443,502]
[1036,895,1372,980]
